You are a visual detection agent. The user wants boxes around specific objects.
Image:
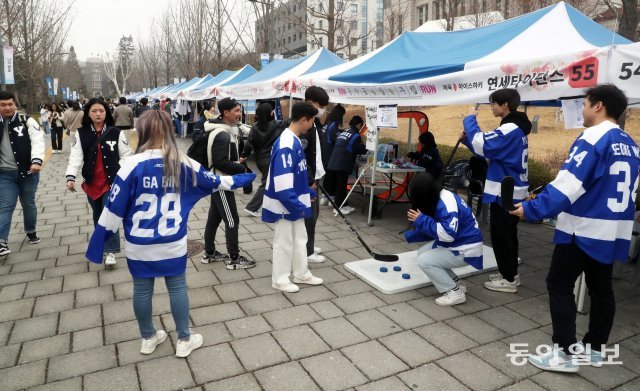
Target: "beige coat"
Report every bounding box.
[62,109,83,132]
[113,104,134,128]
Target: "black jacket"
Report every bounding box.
[242,120,285,165]
[327,126,367,173]
[298,117,322,185]
[319,121,340,167]
[408,146,443,178]
[0,113,45,178]
[206,119,246,175]
[501,111,532,135]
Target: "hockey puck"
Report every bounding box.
[393,265,402,272]
[379,266,388,273]
[402,273,410,279]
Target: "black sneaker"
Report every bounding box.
[201,250,229,264]
[226,255,256,270]
[26,232,41,244]
[0,243,10,256]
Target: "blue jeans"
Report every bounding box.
[87,192,120,252]
[417,245,467,293]
[0,169,39,244]
[133,273,190,340]
[41,122,50,135]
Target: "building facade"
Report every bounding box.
[79,57,112,99]
[254,0,385,60]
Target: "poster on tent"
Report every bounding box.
[364,105,378,151]
[377,104,398,128]
[561,98,585,129]
[608,43,640,104]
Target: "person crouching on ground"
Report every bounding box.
[85,110,255,357]
[263,102,324,293]
[405,172,484,306]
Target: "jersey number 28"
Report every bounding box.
[131,193,182,237]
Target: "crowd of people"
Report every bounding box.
[0,83,637,373]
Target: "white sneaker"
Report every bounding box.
[140,330,167,354]
[333,207,351,215]
[343,206,356,213]
[484,278,518,293]
[105,253,117,266]
[307,253,326,263]
[292,275,323,285]
[244,208,261,218]
[314,246,322,254]
[272,282,300,293]
[435,288,466,306]
[457,283,467,294]
[319,196,329,206]
[175,333,204,358]
[488,273,521,287]
[528,349,579,373]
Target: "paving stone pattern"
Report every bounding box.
[0,138,638,390]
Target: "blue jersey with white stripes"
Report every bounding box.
[405,189,484,269]
[523,120,640,264]
[85,150,255,277]
[462,114,530,203]
[262,128,315,223]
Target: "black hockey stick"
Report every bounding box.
[501,176,516,211]
[318,183,399,262]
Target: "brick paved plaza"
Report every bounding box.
[0,138,639,391]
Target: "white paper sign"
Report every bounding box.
[364,105,378,151]
[2,46,14,84]
[561,98,584,129]
[377,104,398,128]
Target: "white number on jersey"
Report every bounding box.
[131,193,182,237]
[281,153,293,168]
[607,161,635,213]
[565,146,588,167]
[521,148,529,181]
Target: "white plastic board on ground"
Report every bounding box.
[344,244,498,294]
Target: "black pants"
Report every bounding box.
[51,125,63,150]
[323,170,337,197]
[245,161,269,213]
[334,171,349,209]
[204,190,239,257]
[489,202,519,281]
[547,241,615,352]
[305,181,320,256]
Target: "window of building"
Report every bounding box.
[350,37,357,47]
[350,20,357,30]
[417,5,428,25]
[497,0,502,11]
[482,0,487,12]
[361,38,367,52]
[319,20,323,29]
[92,82,101,89]
[337,35,344,46]
[299,32,302,39]
[337,52,344,59]
[92,74,101,81]
[293,4,296,12]
[320,37,324,46]
[398,14,403,35]
[288,36,291,43]
[337,1,343,11]
[293,34,297,41]
[351,3,357,13]
[335,19,343,29]
[435,0,440,19]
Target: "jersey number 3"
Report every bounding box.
[132,193,182,237]
[607,161,639,213]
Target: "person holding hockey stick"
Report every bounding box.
[511,85,639,373]
[405,172,484,306]
[85,110,255,358]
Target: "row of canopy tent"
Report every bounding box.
[127,2,640,107]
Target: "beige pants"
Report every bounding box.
[272,219,311,285]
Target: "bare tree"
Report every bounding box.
[0,0,73,106]
[103,36,135,97]
[602,0,639,41]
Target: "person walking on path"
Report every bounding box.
[135,97,151,118]
[241,102,285,217]
[511,85,639,373]
[113,97,135,131]
[264,102,324,293]
[319,104,345,206]
[86,109,255,357]
[48,103,65,153]
[0,91,45,256]
[201,98,255,270]
[62,101,83,135]
[461,88,531,293]
[40,104,50,135]
[65,98,132,266]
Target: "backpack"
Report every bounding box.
[186,130,211,169]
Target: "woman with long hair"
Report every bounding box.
[241,102,284,217]
[407,131,443,178]
[85,110,255,357]
[65,98,132,266]
[405,173,484,306]
[48,103,64,153]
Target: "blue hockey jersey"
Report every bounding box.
[85,150,255,277]
[262,128,315,223]
[405,189,484,269]
[462,112,531,204]
[523,120,640,265]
